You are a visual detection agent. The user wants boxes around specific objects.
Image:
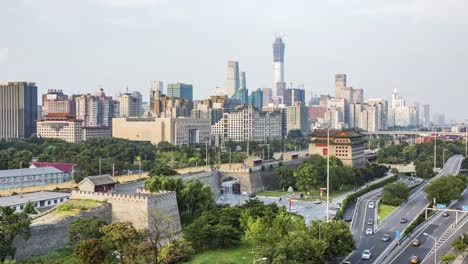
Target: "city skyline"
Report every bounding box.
[1,0,468,121]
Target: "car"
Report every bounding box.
[344,216,352,222]
[381,233,391,242]
[343,261,351,264]
[368,202,375,209]
[365,228,373,235]
[248,193,256,198]
[367,218,374,225]
[409,255,419,264]
[400,218,408,223]
[313,199,322,204]
[362,249,371,260]
[456,207,462,211]
[412,239,421,246]
[442,212,449,217]
[290,208,297,213]
[336,203,342,209]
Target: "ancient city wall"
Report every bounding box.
[13,203,112,260]
[176,171,221,199]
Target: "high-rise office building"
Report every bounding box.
[150,81,163,111]
[118,91,142,117]
[42,89,73,116]
[352,88,364,104]
[421,104,430,128]
[286,101,308,135]
[284,88,306,106]
[273,35,285,100]
[240,72,247,90]
[249,88,263,109]
[0,82,38,139]
[226,61,240,97]
[75,89,113,127]
[167,83,193,100]
[433,113,445,127]
[262,88,273,106]
[232,88,249,105]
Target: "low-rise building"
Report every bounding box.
[78,174,116,193]
[112,117,210,145]
[0,167,70,190]
[308,129,365,168]
[37,113,83,143]
[0,191,70,212]
[82,126,112,140]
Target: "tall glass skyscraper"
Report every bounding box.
[0,82,38,139]
[167,83,193,101]
[273,35,285,100]
[226,61,240,97]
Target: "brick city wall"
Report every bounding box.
[13,203,112,260]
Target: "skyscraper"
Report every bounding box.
[0,82,38,139]
[226,61,240,97]
[262,88,273,106]
[167,83,193,100]
[150,81,163,111]
[118,91,142,117]
[75,89,113,127]
[273,35,285,100]
[240,72,247,90]
[42,89,73,116]
[249,88,263,109]
[284,88,306,106]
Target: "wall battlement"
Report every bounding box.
[71,190,148,202]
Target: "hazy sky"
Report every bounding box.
[1,0,468,121]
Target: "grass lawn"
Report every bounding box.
[19,245,80,264]
[378,203,397,222]
[256,190,288,197]
[186,239,253,264]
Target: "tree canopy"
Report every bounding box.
[0,207,31,261]
[424,175,467,204]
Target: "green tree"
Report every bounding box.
[440,252,456,264]
[424,175,467,204]
[287,130,303,139]
[159,238,194,264]
[149,162,177,177]
[145,176,184,212]
[100,222,142,264]
[69,216,106,244]
[316,220,356,259]
[74,238,106,264]
[452,233,467,256]
[416,161,435,179]
[181,179,215,216]
[276,166,295,190]
[382,182,410,206]
[23,201,37,215]
[0,207,31,261]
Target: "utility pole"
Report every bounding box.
[205,141,208,167]
[434,135,437,171]
[99,157,102,175]
[20,161,23,195]
[112,163,115,179]
[326,127,330,221]
[465,129,467,157]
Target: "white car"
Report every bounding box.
[368,202,375,209]
[362,249,371,260]
[365,228,373,236]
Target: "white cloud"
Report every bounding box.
[0,48,8,64]
[96,0,166,8]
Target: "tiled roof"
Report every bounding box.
[30,162,76,173]
[311,129,363,138]
[85,174,116,186]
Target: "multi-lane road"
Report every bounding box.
[346,155,464,264]
[387,190,468,264]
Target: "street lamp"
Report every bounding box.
[253,257,267,264]
[318,221,328,241]
[434,134,437,170]
[423,233,437,264]
[442,149,447,167]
